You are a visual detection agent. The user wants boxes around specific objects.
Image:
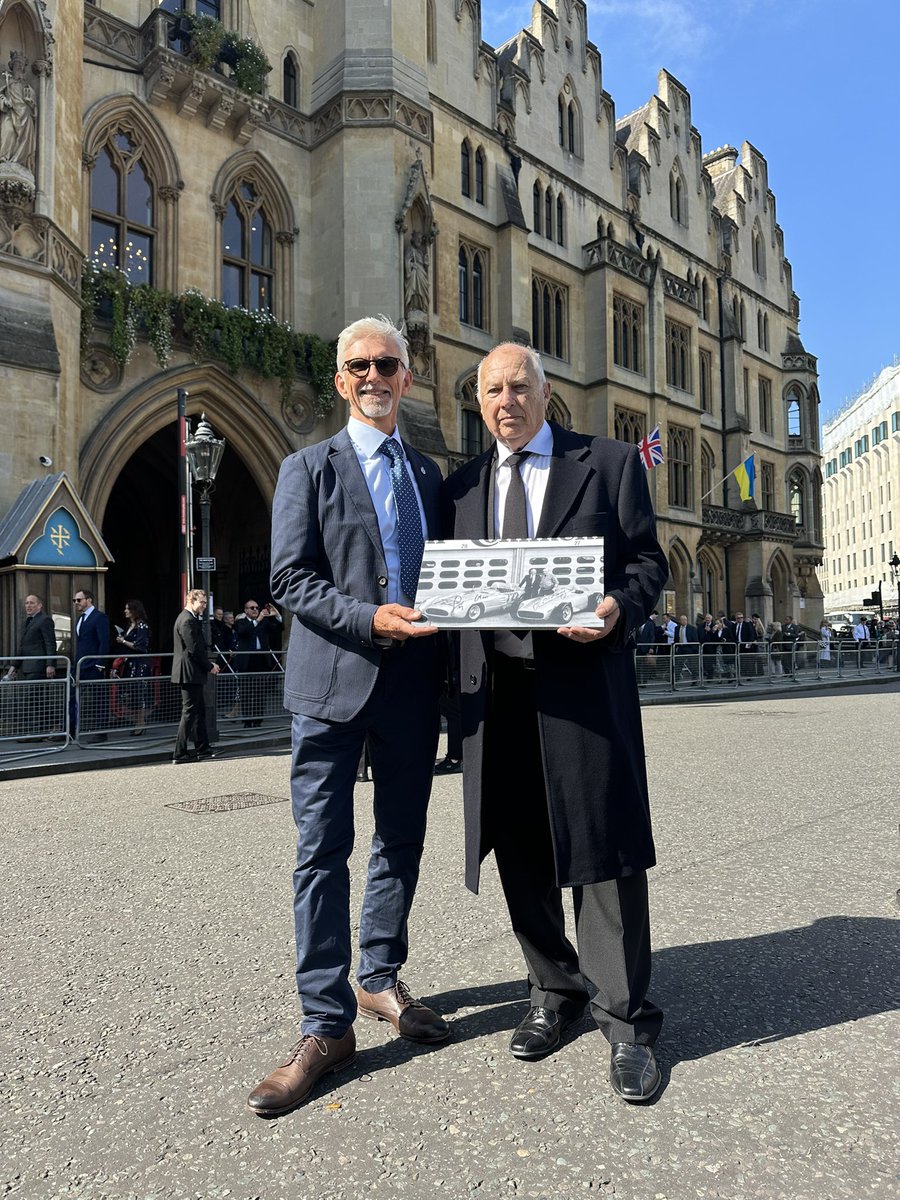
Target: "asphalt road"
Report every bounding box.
[1,682,898,1200]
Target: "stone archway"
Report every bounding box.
[79,365,294,650]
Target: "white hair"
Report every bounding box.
[476,342,547,403]
[336,315,409,371]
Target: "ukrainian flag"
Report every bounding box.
[735,454,755,501]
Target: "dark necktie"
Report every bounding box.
[380,437,425,601]
[503,451,531,537]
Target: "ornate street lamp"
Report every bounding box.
[185,413,226,645]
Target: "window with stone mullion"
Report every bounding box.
[222,182,273,312]
[667,425,693,509]
[90,133,155,284]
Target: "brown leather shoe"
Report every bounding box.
[246,1029,356,1116]
[356,980,451,1043]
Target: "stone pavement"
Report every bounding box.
[1,682,898,1200]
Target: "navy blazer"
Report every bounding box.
[74,607,109,677]
[270,427,442,722]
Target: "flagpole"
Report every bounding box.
[700,464,739,503]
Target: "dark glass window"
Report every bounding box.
[221,182,273,311]
[475,148,485,204]
[89,134,155,282]
[461,141,471,197]
[283,53,298,108]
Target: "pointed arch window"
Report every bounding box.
[532,181,542,234]
[460,139,472,197]
[558,95,565,147]
[458,246,469,325]
[701,442,716,503]
[786,387,802,438]
[283,52,298,108]
[221,181,273,310]
[547,394,571,429]
[90,130,156,283]
[614,407,643,445]
[789,470,805,528]
[474,146,485,205]
[670,165,686,224]
[556,194,565,246]
[752,223,765,275]
[545,189,553,241]
[459,240,488,330]
[668,424,694,509]
[613,294,644,374]
[532,273,567,359]
[558,90,579,153]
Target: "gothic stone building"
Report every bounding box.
[0,0,823,653]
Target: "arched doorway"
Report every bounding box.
[80,365,295,651]
[101,427,271,651]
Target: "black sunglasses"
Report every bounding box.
[342,356,403,378]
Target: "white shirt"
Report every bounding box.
[347,417,428,605]
[664,619,676,644]
[852,621,870,641]
[77,604,95,636]
[493,420,554,537]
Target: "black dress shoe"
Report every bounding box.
[609,1043,661,1102]
[509,1006,571,1060]
[196,747,216,759]
[171,754,193,765]
[433,756,462,775]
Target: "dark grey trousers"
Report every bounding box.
[484,657,663,1046]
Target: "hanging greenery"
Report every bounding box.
[81,264,336,417]
[182,12,271,95]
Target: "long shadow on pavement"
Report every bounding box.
[652,914,900,1062]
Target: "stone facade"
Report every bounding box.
[820,363,900,615]
[0,0,823,652]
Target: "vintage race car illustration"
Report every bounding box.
[515,583,596,624]
[420,583,520,622]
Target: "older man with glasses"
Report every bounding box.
[247,316,448,1117]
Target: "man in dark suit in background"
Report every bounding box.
[6,594,56,680]
[444,342,668,1103]
[231,599,283,726]
[72,587,109,735]
[4,594,58,736]
[248,316,448,1118]
[171,588,220,764]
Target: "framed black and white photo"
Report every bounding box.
[414,538,605,629]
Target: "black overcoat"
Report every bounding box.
[443,422,668,892]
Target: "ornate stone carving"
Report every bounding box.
[281,389,317,435]
[0,51,37,208]
[0,209,82,294]
[207,93,235,132]
[662,269,698,308]
[586,237,653,285]
[81,345,123,393]
[782,352,817,373]
[404,231,430,321]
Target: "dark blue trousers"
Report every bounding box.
[289,642,439,1037]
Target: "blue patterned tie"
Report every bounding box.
[380,437,425,602]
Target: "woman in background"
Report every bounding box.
[117,599,151,733]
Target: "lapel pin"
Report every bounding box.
[420,466,426,475]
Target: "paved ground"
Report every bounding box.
[1,682,898,1200]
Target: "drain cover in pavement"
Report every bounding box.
[167,791,290,814]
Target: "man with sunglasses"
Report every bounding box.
[249,316,447,1116]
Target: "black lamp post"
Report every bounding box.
[185,413,226,645]
[890,553,900,668]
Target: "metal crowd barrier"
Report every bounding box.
[634,637,899,693]
[0,655,71,759]
[73,653,291,749]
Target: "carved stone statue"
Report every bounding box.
[0,52,37,172]
[404,230,430,319]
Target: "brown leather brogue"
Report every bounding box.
[246,1029,356,1116]
[356,980,451,1043]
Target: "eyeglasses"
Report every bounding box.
[342,356,403,378]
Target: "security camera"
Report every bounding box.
[38,455,53,467]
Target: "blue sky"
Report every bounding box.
[480,1,900,423]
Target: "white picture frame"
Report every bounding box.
[414,537,605,629]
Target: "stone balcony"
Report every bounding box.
[702,504,801,545]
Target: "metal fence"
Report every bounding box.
[634,637,899,693]
[72,653,290,749]
[0,656,71,758]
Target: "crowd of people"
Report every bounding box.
[1,590,285,740]
[636,609,898,681]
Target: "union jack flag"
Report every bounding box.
[636,425,663,470]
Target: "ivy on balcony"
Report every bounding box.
[81,264,336,416]
[175,11,272,96]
